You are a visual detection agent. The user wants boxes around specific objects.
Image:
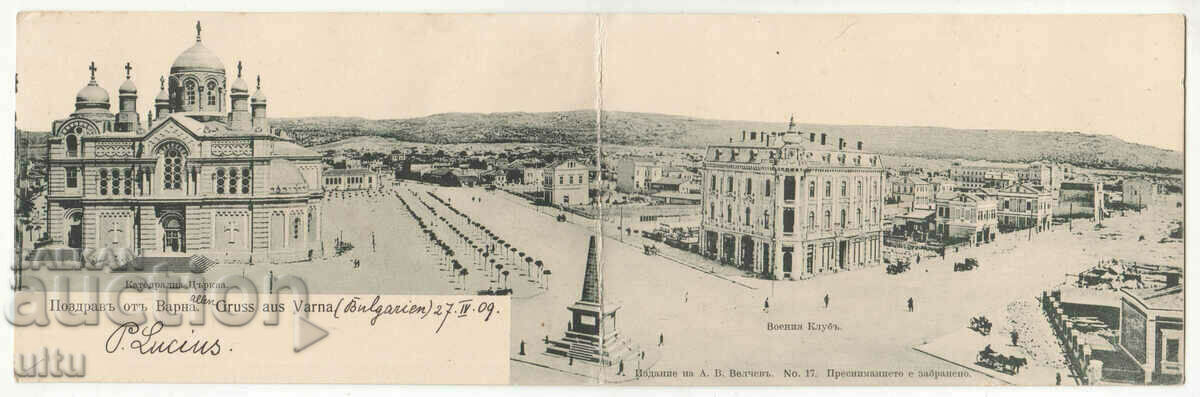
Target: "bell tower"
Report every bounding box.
[116,62,139,132]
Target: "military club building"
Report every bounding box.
[700,130,886,280]
[42,23,323,263]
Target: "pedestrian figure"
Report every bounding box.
[916,255,920,265]
[1011,330,1019,346]
[519,340,525,356]
[684,291,688,303]
[569,356,573,366]
[659,333,664,347]
[763,297,770,313]
[907,297,914,312]
[618,360,624,375]
[1056,372,1062,385]
[824,293,830,309]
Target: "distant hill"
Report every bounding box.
[274,110,1182,173]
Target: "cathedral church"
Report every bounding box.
[43,22,323,264]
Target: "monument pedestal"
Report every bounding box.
[544,236,638,366]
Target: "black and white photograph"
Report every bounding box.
[5,9,1189,391]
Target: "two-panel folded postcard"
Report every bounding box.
[10,12,1185,387]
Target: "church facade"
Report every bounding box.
[42,23,324,264]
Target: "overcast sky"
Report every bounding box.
[17,13,1183,151]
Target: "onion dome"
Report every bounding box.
[251,75,267,103]
[155,76,170,103]
[170,22,226,74]
[118,79,137,95]
[230,61,249,95]
[118,62,137,95]
[75,62,110,110]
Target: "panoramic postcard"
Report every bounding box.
[10,13,1185,386]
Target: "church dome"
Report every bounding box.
[118,79,137,95]
[76,81,110,107]
[251,88,267,103]
[155,87,170,103]
[230,77,249,95]
[170,41,226,74]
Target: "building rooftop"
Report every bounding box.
[325,168,375,177]
[1124,284,1184,312]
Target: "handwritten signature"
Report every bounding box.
[105,321,222,356]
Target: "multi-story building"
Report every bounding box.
[522,167,545,186]
[615,156,663,193]
[1056,181,1107,222]
[1122,177,1158,208]
[949,164,1019,189]
[889,175,934,208]
[1018,161,1065,191]
[544,159,589,206]
[1118,281,1184,384]
[323,168,378,191]
[951,161,1063,191]
[933,192,998,245]
[42,23,323,263]
[930,176,957,194]
[986,183,1056,232]
[700,130,886,280]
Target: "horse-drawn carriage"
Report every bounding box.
[643,244,659,256]
[976,344,1027,375]
[968,315,992,335]
[555,214,567,222]
[954,257,980,272]
[886,261,910,275]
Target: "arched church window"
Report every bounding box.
[65,135,78,157]
[185,80,197,106]
[160,143,186,190]
[207,82,218,107]
[307,211,314,235]
[216,168,226,194]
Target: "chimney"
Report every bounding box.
[809,132,815,142]
[838,138,845,150]
[820,133,827,145]
[857,141,863,151]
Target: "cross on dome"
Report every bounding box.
[237,60,242,78]
[88,61,97,80]
[196,21,202,42]
[125,62,132,78]
[160,76,165,89]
